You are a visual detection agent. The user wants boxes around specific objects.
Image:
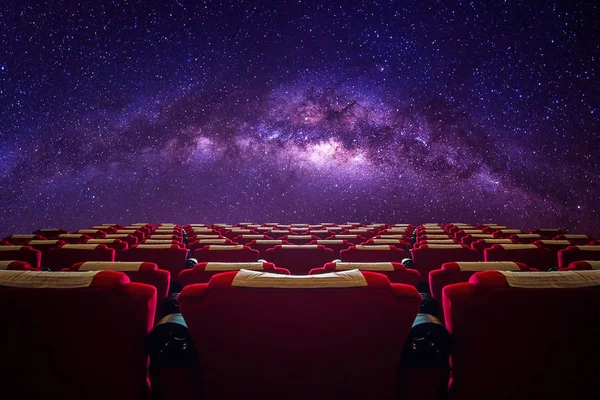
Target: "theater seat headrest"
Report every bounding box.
[58,234,86,238]
[0,261,29,270]
[422,244,465,249]
[77,262,154,271]
[451,262,522,271]
[61,244,103,250]
[498,270,600,288]
[563,234,590,239]
[316,240,344,244]
[497,244,538,250]
[203,262,266,271]
[334,262,395,271]
[480,239,513,243]
[0,246,25,250]
[254,240,283,244]
[135,244,177,249]
[9,234,37,238]
[207,245,245,250]
[231,269,368,288]
[574,246,600,251]
[469,234,495,238]
[354,245,393,251]
[241,235,265,238]
[538,240,571,245]
[86,239,121,244]
[28,240,60,245]
[0,270,128,288]
[281,245,319,249]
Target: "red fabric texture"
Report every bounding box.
[310,262,421,287]
[248,240,290,258]
[282,235,318,245]
[443,270,600,399]
[484,245,556,269]
[412,245,481,283]
[86,239,129,254]
[560,260,599,271]
[265,245,335,275]
[178,262,290,287]
[558,246,600,268]
[46,245,115,271]
[533,239,574,253]
[309,240,352,258]
[120,245,188,282]
[1,260,38,270]
[0,271,156,400]
[470,239,516,252]
[178,271,421,399]
[193,246,260,262]
[340,246,407,262]
[0,246,42,268]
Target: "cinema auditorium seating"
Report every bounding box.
[32,228,69,238]
[266,245,335,274]
[0,270,156,400]
[121,242,187,267]
[85,238,129,254]
[470,238,515,252]
[75,229,108,238]
[45,243,115,270]
[0,245,42,268]
[2,234,44,245]
[105,233,139,246]
[412,244,481,283]
[365,238,412,252]
[560,260,600,271]
[443,270,600,399]
[326,234,367,244]
[193,245,260,263]
[553,233,595,245]
[178,261,290,287]
[557,245,600,269]
[429,261,531,318]
[0,260,38,270]
[310,261,421,287]
[248,239,289,258]
[282,235,317,245]
[533,239,573,253]
[176,269,421,399]
[508,233,543,243]
[484,243,556,270]
[231,234,271,245]
[531,228,564,239]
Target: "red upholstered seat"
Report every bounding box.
[460,234,495,246]
[533,239,574,253]
[188,238,235,252]
[310,261,421,287]
[69,261,170,302]
[265,245,335,275]
[178,261,290,287]
[340,245,407,263]
[553,234,595,245]
[3,234,45,245]
[193,245,260,263]
[558,245,600,269]
[32,228,69,239]
[282,235,318,245]
[0,270,155,400]
[46,244,115,271]
[0,260,38,270]
[560,260,600,271]
[104,233,139,246]
[491,229,523,238]
[306,230,332,239]
[178,269,421,399]
[531,228,564,239]
[85,238,128,254]
[57,233,91,244]
[325,234,367,244]
[0,245,42,268]
[429,261,531,319]
[508,233,543,244]
[365,239,411,252]
[470,238,515,252]
[248,239,290,258]
[412,244,481,283]
[75,229,108,238]
[443,270,600,399]
[120,244,188,282]
[484,244,556,269]
[231,234,272,245]
[309,239,352,258]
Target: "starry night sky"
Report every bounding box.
[1,1,599,236]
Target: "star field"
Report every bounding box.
[1,1,599,236]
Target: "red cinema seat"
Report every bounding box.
[340,245,407,263]
[222,229,257,239]
[178,261,290,287]
[417,234,452,243]
[46,244,115,271]
[75,229,108,238]
[558,245,600,269]
[484,244,556,270]
[470,238,515,253]
[533,239,574,253]
[429,261,530,318]
[25,239,65,260]
[560,260,600,271]
[531,228,564,239]
[443,270,600,400]
[508,233,543,244]
[0,245,41,268]
[120,244,188,283]
[344,229,377,239]
[143,240,184,247]
[146,235,182,243]
[553,234,594,245]
[282,235,317,245]
[453,229,484,241]
[307,230,331,239]
[178,269,421,399]
[57,234,91,244]
[194,245,260,263]
[266,229,291,239]
[479,225,507,233]
[69,261,169,301]
[85,239,128,255]
[412,244,481,283]
[32,228,69,239]
[309,240,351,258]
[115,229,145,241]
[3,234,44,245]
[0,270,155,400]
[416,239,457,247]
[105,233,139,246]
[0,260,38,270]
[366,239,411,252]
[491,229,523,238]
[310,261,420,287]
[326,234,367,245]
[265,245,335,275]
[248,239,289,258]
[188,239,235,252]
[460,234,495,246]
[232,234,272,245]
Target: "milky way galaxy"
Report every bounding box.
[1,1,599,236]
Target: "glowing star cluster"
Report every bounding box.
[0,2,598,236]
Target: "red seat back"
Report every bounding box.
[0,245,42,268]
[265,245,335,275]
[484,244,556,269]
[178,270,421,399]
[310,261,420,287]
[411,244,481,282]
[178,261,289,287]
[340,245,407,263]
[120,244,188,282]
[193,245,260,263]
[558,245,600,268]
[46,244,115,271]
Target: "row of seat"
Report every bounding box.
[2,262,599,399]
